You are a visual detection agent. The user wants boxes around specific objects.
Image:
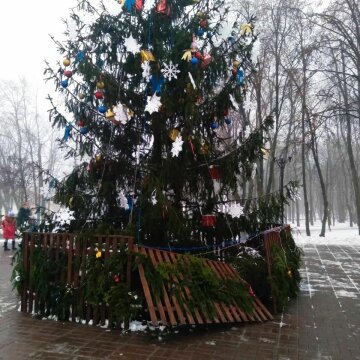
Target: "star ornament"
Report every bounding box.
[181,50,192,61]
[124,35,141,54]
[145,94,162,114]
[171,135,184,157]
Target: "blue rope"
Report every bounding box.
[139,229,268,253]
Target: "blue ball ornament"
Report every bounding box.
[236,69,245,85]
[75,51,85,63]
[207,32,213,38]
[211,121,219,130]
[191,57,199,65]
[227,36,236,45]
[225,117,232,125]
[98,105,107,113]
[197,28,205,37]
[80,126,89,135]
[61,79,69,88]
[96,58,105,69]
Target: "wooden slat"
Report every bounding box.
[126,237,133,288]
[204,260,235,322]
[67,234,73,284]
[28,234,35,314]
[133,245,159,326]
[21,233,29,312]
[213,261,252,322]
[147,248,177,325]
[154,249,187,324]
[161,251,195,325]
[168,252,203,324]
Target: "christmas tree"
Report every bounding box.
[45,0,274,247]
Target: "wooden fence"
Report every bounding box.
[20,226,289,327]
[20,232,134,327]
[135,245,273,326]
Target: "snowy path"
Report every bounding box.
[294,223,360,359]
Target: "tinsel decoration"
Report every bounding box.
[63,124,71,141]
[155,0,172,16]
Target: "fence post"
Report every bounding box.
[263,227,283,314]
[21,232,29,312]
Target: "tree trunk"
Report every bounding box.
[341,44,360,235]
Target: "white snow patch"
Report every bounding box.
[335,290,358,299]
[259,337,275,344]
[205,340,216,346]
[128,320,147,332]
[295,222,360,247]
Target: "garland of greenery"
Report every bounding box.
[233,230,302,312]
[11,228,300,327]
[268,231,302,310]
[135,253,254,318]
[11,236,142,327]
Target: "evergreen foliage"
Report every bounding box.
[44,0,285,245]
[135,253,254,317]
[233,229,302,311]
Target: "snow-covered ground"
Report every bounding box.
[293,221,360,247]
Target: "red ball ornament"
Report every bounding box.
[114,275,120,283]
[64,70,73,78]
[78,120,85,127]
[200,19,207,28]
[200,53,212,69]
[232,68,237,76]
[202,214,216,227]
[194,51,203,60]
[94,91,104,100]
[209,165,221,179]
[223,109,229,116]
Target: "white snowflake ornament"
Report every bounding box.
[113,102,132,124]
[118,191,129,210]
[227,203,244,218]
[229,94,239,108]
[124,35,141,55]
[145,94,162,114]
[150,190,157,205]
[67,18,78,42]
[53,208,75,226]
[171,135,184,157]
[141,61,151,82]
[243,96,253,112]
[161,61,180,80]
[251,163,257,179]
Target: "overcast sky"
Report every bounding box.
[0,0,78,112]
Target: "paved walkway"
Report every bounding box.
[1,240,360,359]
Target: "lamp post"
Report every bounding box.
[274,155,292,224]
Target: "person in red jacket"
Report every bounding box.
[2,212,16,251]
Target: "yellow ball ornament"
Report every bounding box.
[105,109,115,120]
[200,144,209,155]
[168,129,180,141]
[78,92,85,100]
[233,60,241,67]
[96,81,105,89]
[63,58,71,66]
